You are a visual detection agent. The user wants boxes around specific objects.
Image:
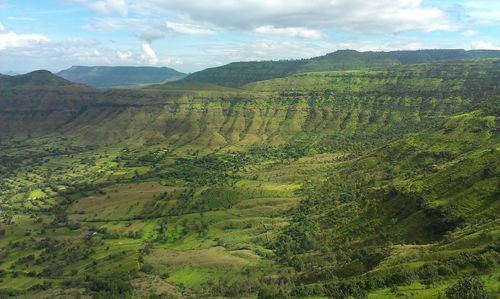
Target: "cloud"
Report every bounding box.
[471,40,500,50]
[461,30,477,36]
[255,26,323,39]
[145,0,455,34]
[140,42,159,65]
[161,57,184,66]
[117,50,132,60]
[462,1,500,23]
[84,17,164,41]
[67,0,127,16]
[201,39,330,63]
[7,17,37,21]
[0,23,50,51]
[166,22,216,35]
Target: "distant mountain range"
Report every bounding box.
[6,49,500,90]
[57,66,186,89]
[181,49,500,87]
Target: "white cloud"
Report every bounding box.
[0,24,50,51]
[161,57,184,66]
[461,30,477,36]
[116,50,132,60]
[201,39,329,63]
[145,0,455,34]
[140,42,159,65]
[462,1,500,23]
[255,26,323,39]
[166,22,216,35]
[68,0,127,16]
[7,17,37,21]
[471,40,500,50]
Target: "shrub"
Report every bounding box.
[445,276,489,299]
[257,284,291,299]
[87,272,133,297]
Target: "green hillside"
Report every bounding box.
[57,66,186,89]
[0,59,498,298]
[181,49,500,87]
[0,70,79,89]
[0,71,97,136]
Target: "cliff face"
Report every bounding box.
[1,60,498,150]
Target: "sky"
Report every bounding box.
[0,0,499,74]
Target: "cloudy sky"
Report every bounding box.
[0,0,499,74]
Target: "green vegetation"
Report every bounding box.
[0,57,499,298]
[182,49,500,87]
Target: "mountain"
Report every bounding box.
[182,49,500,87]
[0,70,78,89]
[0,58,499,298]
[57,66,186,89]
[0,70,97,135]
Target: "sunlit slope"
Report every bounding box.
[274,110,500,297]
[181,49,500,87]
[57,60,499,151]
[0,60,499,298]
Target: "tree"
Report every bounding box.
[445,277,489,299]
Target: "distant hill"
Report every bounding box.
[182,49,500,87]
[0,70,85,89]
[57,66,186,89]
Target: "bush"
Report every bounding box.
[325,280,368,299]
[386,267,416,286]
[87,272,133,297]
[140,263,154,274]
[418,263,439,287]
[0,288,21,297]
[445,276,489,299]
[257,284,291,299]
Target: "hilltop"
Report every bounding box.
[0,70,81,89]
[181,49,500,87]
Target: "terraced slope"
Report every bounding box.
[61,60,499,151]
[0,59,498,298]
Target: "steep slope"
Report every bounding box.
[57,66,186,89]
[59,59,499,151]
[0,71,98,135]
[274,110,500,297]
[182,49,500,87]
